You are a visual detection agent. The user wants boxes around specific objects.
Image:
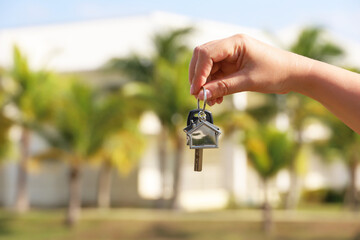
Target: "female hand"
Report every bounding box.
[189,34,360,135]
[189,34,303,105]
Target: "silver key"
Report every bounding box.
[183,87,221,172]
[194,149,203,171]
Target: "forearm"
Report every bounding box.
[290,54,360,133]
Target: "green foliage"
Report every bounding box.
[290,27,343,62]
[153,53,194,132]
[106,27,194,137]
[36,79,131,164]
[289,26,359,208]
[0,70,12,160]
[95,121,145,176]
[285,26,345,172]
[286,92,329,131]
[345,67,360,74]
[8,42,145,183]
[246,94,278,124]
[245,126,295,180]
[303,188,345,203]
[0,109,12,161]
[0,67,5,104]
[287,26,344,131]
[105,55,153,84]
[9,46,58,125]
[153,27,193,64]
[314,111,360,162]
[30,75,145,176]
[0,46,59,163]
[216,111,257,135]
[105,27,195,206]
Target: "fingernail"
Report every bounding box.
[205,89,212,99]
[198,89,204,100]
[190,84,195,95]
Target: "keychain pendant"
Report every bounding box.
[183,87,221,172]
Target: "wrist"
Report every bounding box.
[286,52,315,95]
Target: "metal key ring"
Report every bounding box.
[197,86,207,111]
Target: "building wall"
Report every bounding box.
[0,135,355,209]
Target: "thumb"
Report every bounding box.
[197,73,249,100]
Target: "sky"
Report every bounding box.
[0,0,360,42]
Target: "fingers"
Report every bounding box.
[211,62,221,75]
[189,48,198,85]
[198,72,249,100]
[207,99,216,106]
[190,37,237,95]
[207,97,223,106]
[190,46,213,95]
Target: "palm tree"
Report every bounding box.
[284,27,344,209]
[290,27,343,61]
[216,110,257,135]
[0,73,12,163]
[106,28,194,208]
[36,79,130,225]
[245,125,295,233]
[314,109,360,210]
[95,120,145,209]
[214,91,278,208]
[7,46,58,212]
[0,113,12,163]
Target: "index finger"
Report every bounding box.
[189,47,199,85]
[191,37,237,95]
[190,45,213,95]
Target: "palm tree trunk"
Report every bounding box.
[15,127,30,213]
[285,161,299,209]
[156,127,168,208]
[169,133,184,209]
[262,179,272,234]
[66,163,81,227]
[345,160,359,210]
[285,138,302,209]
[97,161,112,208]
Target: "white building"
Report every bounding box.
[0,12,358,210]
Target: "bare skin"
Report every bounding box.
[189,34,360,134]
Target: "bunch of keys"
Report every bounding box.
[183,87,221,172]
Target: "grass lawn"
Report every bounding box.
[0,208,360,240]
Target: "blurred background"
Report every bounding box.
[0,1,360,239]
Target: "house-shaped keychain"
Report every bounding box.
[183,86,222,171]
[184,119,221,149]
